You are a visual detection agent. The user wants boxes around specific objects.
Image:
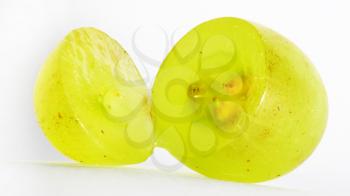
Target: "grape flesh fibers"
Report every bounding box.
[34,28,154,165]
[152,17,328,182]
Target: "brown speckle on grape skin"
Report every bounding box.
[265,48,281,73]
[260,129,272,138]
[267,64,272,73]
[58,113,63,119]
[100,129,105,134]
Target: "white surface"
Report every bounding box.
[0,0,350,195]
[0,162,309,196]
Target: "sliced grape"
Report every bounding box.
[35,28,154,165]
[152,17,328,182]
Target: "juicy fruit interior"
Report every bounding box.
[35,28,154,165]
[152,17,328,182]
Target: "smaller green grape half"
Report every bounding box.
[34,28,154,165]
[151,17,328,182]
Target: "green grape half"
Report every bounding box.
[151,17,328,182]
[34,28,154,165]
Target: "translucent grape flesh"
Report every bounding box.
[34,28,154,165]
[152,17,328,182]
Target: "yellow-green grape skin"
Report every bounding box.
[34,28,154,165]
[151,17,328,182]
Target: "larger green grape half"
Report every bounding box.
[152,17,328,182]
[34,28,154,165]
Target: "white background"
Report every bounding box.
[0,0,349,195]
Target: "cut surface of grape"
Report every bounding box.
[34,28,154,165]
[151,17,328,182]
